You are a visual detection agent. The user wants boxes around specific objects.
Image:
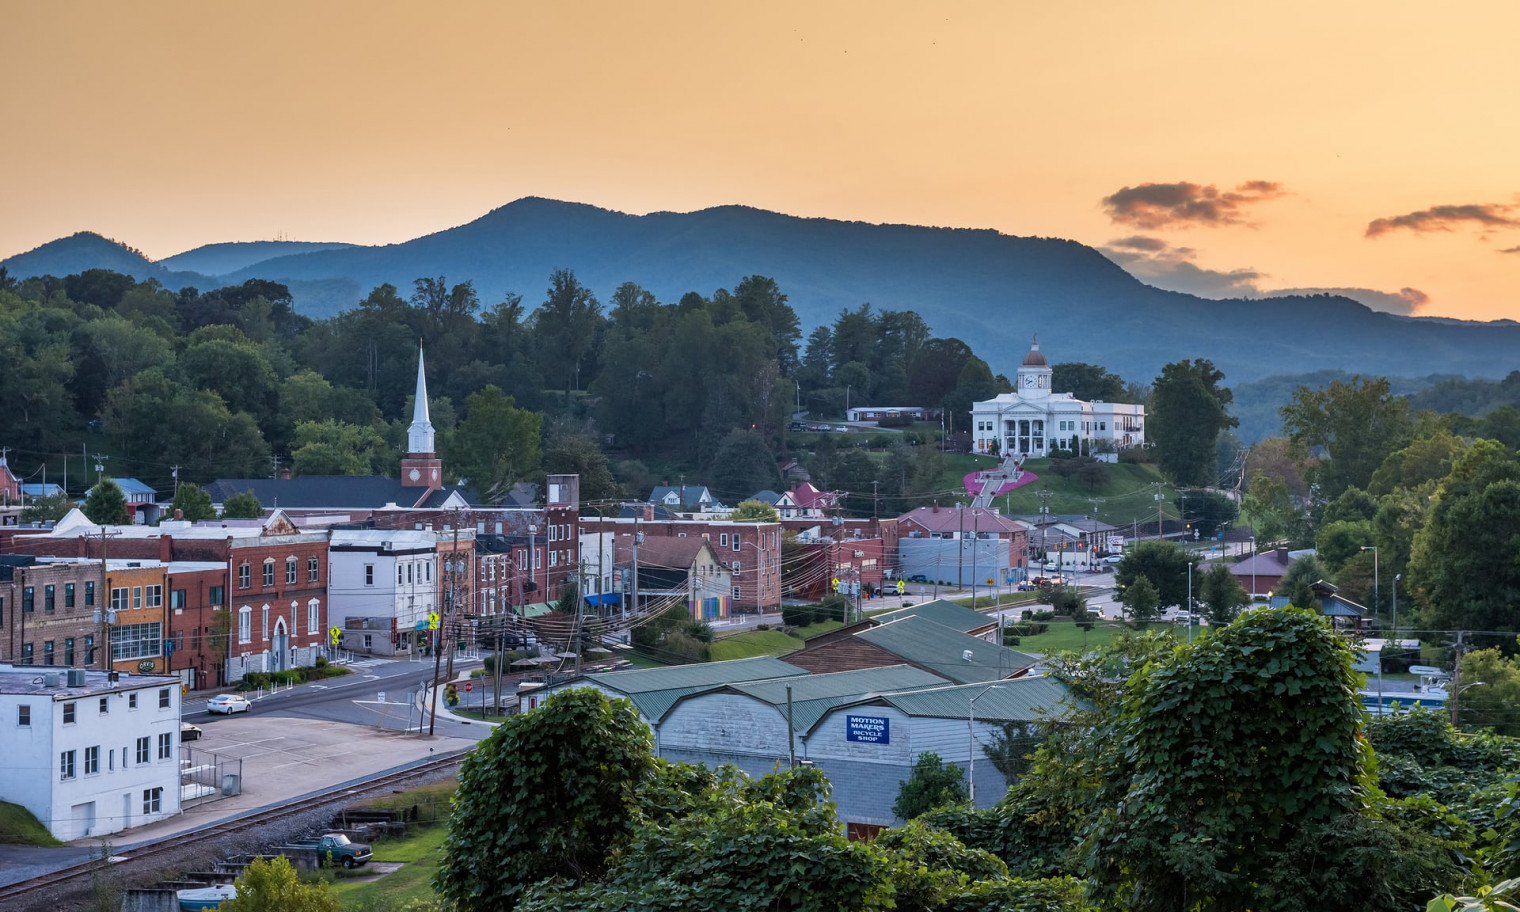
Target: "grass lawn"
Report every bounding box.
[931,453,1169,527]
[0,801,63,847]
[707,618,847,662]
[330,782,457,910]
[710,629,805,661]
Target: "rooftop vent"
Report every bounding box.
[961,650,974,663]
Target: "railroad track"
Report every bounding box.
[0,750,469,905]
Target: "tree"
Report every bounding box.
[290,420,388,476]
[1082,609,1386,911]
[83,477,131,525]
[706,429,779,502]
[1117,574,1160,625]
[1114,540,1196,610]
[1282,375,1413,502]
[1277,553,1328,610]
[20,492,73,523]
[168,483,216,522]
[1197,563,1249,626]
[893,752,968,820]
[221,491,263,519]
[1242,469,1306,546]
[220,854,340,912]
[1455,647,1520,736]
[1051,362,1127,402]
[1316,519,1374,574]
[1038,584,1087,616]
[530,269,603,396]
[437,688,656,912]
[449,385,543,503]
[541,434,621,506]
[729,499,780,523]
[1179,488,1238,539]
[1406,439,1520,638]
[1148,359,1237,486]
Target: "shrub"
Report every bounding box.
[782,603,818,627]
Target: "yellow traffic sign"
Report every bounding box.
[895,579,905,594]
[428,612,440,630]
[329,626,342,646]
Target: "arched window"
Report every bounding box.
[262,559,275,587]
[238,606,252,644]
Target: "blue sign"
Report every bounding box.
[846,715,890,744]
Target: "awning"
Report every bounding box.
[584,593,622,607]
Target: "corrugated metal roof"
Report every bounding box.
[857,615,1036,684]
[729,664,948,732]
[584,655,808,720]
[871,599,995,633]
[878,676,1079,723]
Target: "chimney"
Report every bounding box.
[1275,547,1290,564]
[931,501,939,513]
[642,504,654,521]
[279,468,292,480]
[174,509,184,521]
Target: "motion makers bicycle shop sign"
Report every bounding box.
[845,714,890,744]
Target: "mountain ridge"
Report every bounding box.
[5,198,1518,385]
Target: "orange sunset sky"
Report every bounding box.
[5,2,1519,322]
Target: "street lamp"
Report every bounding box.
[1360,545,1378,620]
[1249,537,1256,598]
[967,683,1004,805]
[1392,573,1401,638]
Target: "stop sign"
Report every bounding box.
[464,682,473,693]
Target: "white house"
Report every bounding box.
[327,530,458,656]
[0,665,183,841]
[970,336,1145,457]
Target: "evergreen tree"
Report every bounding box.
[83,477,131,525]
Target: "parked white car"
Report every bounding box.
[206,693,252,714]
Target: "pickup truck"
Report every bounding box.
[288,833,373,868]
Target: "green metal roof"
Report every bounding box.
[877,676,1080,724]
[871,599,995,634]
[857,615,1037,685]
[519,601,556,618]
[729,665,949,733]
[583,656,808,720]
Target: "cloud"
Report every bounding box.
[1101,236,1430,315]
[1265,286,1430,316]
[1101,181,1285,229]
[1365,203,1520,238]
[1100,236,1264,298]
[1499,245,1520,254]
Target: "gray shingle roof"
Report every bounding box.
[856,615,1036,684]
[729,665,949,732]
[204,476,472,510]
[583,655,807,720]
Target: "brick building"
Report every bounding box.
[582,511,782,612]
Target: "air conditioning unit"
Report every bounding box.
[44,673,61,688]
[67,668,87,687]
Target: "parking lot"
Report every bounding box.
[83,713,476,848]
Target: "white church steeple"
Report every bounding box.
[401,345,443,490]
[407,345,435,456]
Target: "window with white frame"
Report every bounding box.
[110,623,162,661]
[110,587,129,611]
[364,564,374,585]
[145,585,162,608]
[60,750,76,780]
[732,586,741,598]
[262,559,275,587]
[307,599,319,635]
[720,533,729,547]
[157,732,172,759]
[286,558,297,584]
[732,561,741,573]
[308,557,319,582]
[732,538,741,552]
[262,605,269,640]
[238,562,251,589]
[142,787,162,814]
[238,606,251,643]
[84,745,99,775]
[136,736,149,764]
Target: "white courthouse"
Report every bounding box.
[971,336,1145,457]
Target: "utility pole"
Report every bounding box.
[871,480,879,520]
[1155,490,1165,540]
[91,454,108,485]
[1037,489,1053,572]
[1088,497,1106,566]
[444,508,462,685]
[97,527,120,671]
[1450,631,1467,727]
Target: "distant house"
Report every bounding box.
[845,406,931,422]
[84,478,160,524]
[615,536,734,620]
[749,489,799,519]
[0,456,19,505]
[21,483,63,500]
[1229,547,1299,598]
[648,485,723,514]
[787,483,838,519]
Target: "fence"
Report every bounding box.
[180,746,243,810]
